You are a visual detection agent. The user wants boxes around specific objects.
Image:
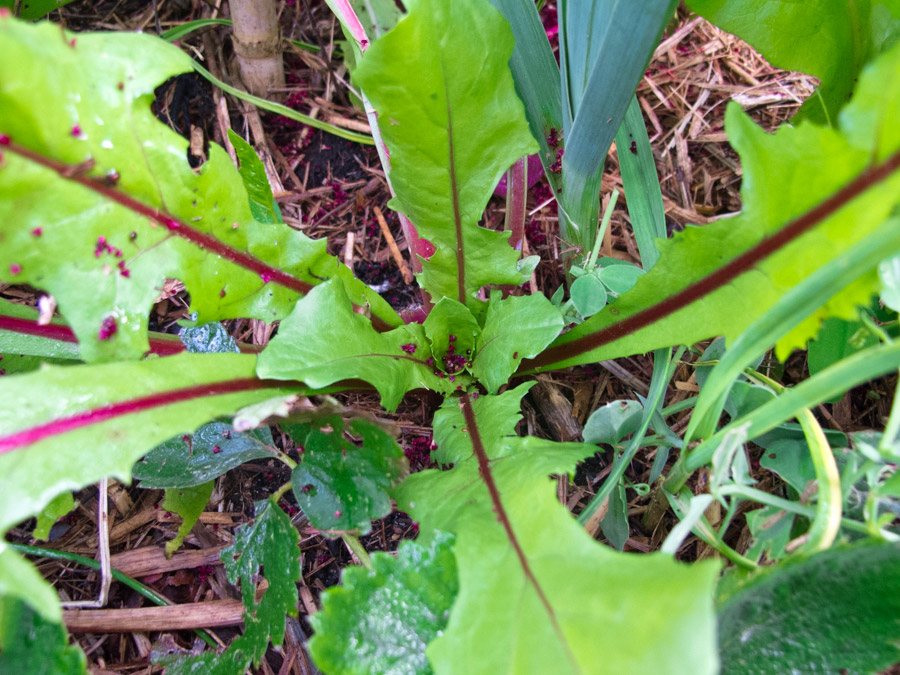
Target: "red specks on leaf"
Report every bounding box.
[334,510,342,518]
[549,148,563,173]
[117,81,124,91]
[212,445,222,454]
[162,218,180,231]
[448,334,457,342]
[9,263,21,275]
[219,288,227,298]
[629,141,637,155]
[0,7,9,17]
[547,127,560,148]
[400,343,417,355]
[181,435,190,442]
[68,38,76,48]
[98,316,117,341]
[117,260,130,278]
[129,231,137,241]
[70,125,82,138]
[513,351,519,359]
[0,134,10,146]
[260,272,272,284]
[31,227,43,237]
[0,370,5,376]
[426,356,435,367]
[415,237,436,260]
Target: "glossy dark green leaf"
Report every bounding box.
[159,499,301,673]
[718,543,900,674]
[309,532,457,675]
[0,0,78,20]
[288,418,407,534]
[227,129,283,225]
[133,422,276,489]
[0,595,86,675]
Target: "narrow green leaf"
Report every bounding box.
[488,0,564,195]
[685,215,900,442]
[0,353,305,536]
[530,41,900,372]
[688,0,900,124]
[159,499,301,673]
[394,389,719,674]
[353,0,538,305]
[0,595,86,675]
[160,18,232,42]
[472,292,563,394]
[600,483,629,551]
[227,129,284,225]
[309,532,458,675]
[287,418,407,534]
[162,481,213,557]
[133,422,276,489]
[616,95,667,268]
[256,279,453,411]
[879,253,900,311]
[718,543,900,673]
[684,341,900,474]
[0,18,395,362]
[557,0,677,252]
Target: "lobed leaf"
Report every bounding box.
[287,417,407,534]
[394,389,719,674]
[688,0,900,124]
[0,353,305,537]
[353,0,538,306]
[528,41,900,372]
[471,292,563,394]
[0,17,397,362]
[310,532,458,675]
[256,279,454,411]
[159,499,301,673]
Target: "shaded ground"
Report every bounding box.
[1,1,894,673]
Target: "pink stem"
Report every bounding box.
[0,378,289,454]
[505,157,527,252]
